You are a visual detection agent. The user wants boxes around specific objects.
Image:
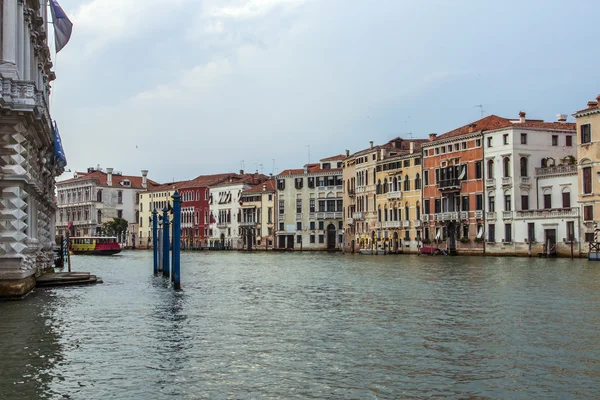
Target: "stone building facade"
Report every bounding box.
[0,0,65,296]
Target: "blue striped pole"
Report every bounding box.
[162,207,170,278]
[172,191,182,290]
[152,209,158,275]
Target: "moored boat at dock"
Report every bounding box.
[70,237,122,255]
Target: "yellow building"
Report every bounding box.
[239,179,276,250]
[374,141,426,253]
[138,184,180,248]
[574,95,600,243]
[342,150,357,252]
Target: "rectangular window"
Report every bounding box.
[295,178,303,189]
[476,139,481,147]
[461,142,467,150]
[435,169,440,184]
[487,137,493,147]
[562,192,571,208]
[296,199,302,214]
[424,170,429,186]
[521,133,527,144]
[309,199,315,212]
[310,221,315,230]
[475,194,483,210]
[434,199,441,213]
[489,196,495,212]
[475,161,482,179]
[566,135,572,146]
[528,222,535,242]
[552,135,558,146]
[307,177,315,188]
[581,124,591,144]
[318,235,324,244]
[424,199,430,214]
[296,222,302,231]
[504,223,512,242]
[403,160,410,167]
[296,235,302,244]
[338,220,343,229]
[543,194,551,209]
[461,195,469,211]
[584,205,594,221]
[503,134,508,145]
[462,224,469,238]
[583,167,592,194]
[521,195,529,210]
[268,207,272,224]
[585,232,594,243]
[488,224,495,242]
[278,200,285,214]
[318,221,324,230]
[279,222,284,231]
[277,179,285,190]
[310,234,315,243]
[504,194,511,211]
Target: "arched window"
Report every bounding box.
[97,210,102,223]
[415,173,421,190]
[404,202,410,221]
[520,157,528,177]
[404,175,410,191]
[384,206,388,221]
[562,187,571,208]
[377,179,382,194]
[503,157,511,178]
[377,208,382,222]
[416,201,421,220]
[543,188,552,209]
[383,178,388,194]
[487,159,494,179]
[97,190,103,202]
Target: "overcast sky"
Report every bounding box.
[52,0,600,183]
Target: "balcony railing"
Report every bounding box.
[438,212,459,221]
[438,179,461,190]
[346,218,354,225]
[295,213,303,220]
[402,220,410,227]
[347,189,356,197]
[519,176,531,186]
[515,207,579,219]
[502,211,513,219]
[217,222,228,228]
[486,178,495,187]
[316,211,343,219]
[382,221,401,228]
[278,214,285,221]
[474,210,483,219]
[352,212,365,220]
[459,211,469,220]
[414,220,422,227]
[535,164,577,177]
[486,211,496,220]
[239,221,257,227]
[422,214,430,222]
[501,177,512,186]
[317,185,343,192]
[386,191,402,200]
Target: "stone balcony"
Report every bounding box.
[387,191,402,200]
[295,213,303,220]
[239,221,257,227]
[414,220,422,227]
[519,176,531,186]
[486,178,495,187]
[382,221,401,228]
[422,214,430,222]
[317,185,343,192]
[217,222,228,229]
[459,211,469,220]
[501,177,512,186]
[474,210,483,219]
[316,211,343,219]
[486,211,496,220]
[502,211,513,219]
[352,212,365,220]
[402,220,410,228]
[346,218,354,225]
[535,165,577,177]
[515,207,579,219]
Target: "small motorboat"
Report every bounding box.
[70,236,122,255]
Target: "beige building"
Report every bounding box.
[239,179,276,250]
[574,95,600,244]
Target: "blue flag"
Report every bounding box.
[49,0,73,53]
[53,121,67,168]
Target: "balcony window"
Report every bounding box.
[521,195,529,210]
[279,222,284,231]
[278,200,284,214]
[404,175,410,191]
[504,223,512,242]
[520,157,528,177]
[488,196,495,212]
[487,160,494,179]
[503,157,511,178]
[461,196,469,211]
[378,209,382,222]
[475,194,483,210]
[562,190,571,208]
[296,199,302,214]
[488,224,495,242]
[97,190,103,202]
[543,193,551,209]
[581,124,591,144]
[504,194,512,211]
[415,173,421,190]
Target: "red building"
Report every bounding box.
[178,173,237,249]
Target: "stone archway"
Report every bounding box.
[326,223,336,250]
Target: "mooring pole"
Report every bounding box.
[152,209,158,275]
[158,224,163,272]
[172,191,182,290]
[163,207,170,278]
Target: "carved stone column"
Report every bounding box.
[1,0,18,78]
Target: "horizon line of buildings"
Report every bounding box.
[55,94,600,257]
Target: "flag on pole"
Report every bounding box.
[49,0,73,53]
[53,121,67,168]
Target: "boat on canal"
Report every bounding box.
[70,236,122,255]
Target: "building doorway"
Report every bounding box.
[326,223,336,250]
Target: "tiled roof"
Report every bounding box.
[243,179,276,194]
[511,120,575,130]
[348,137,428,158]
[177,173,236,189]
[320,154,346,161]
[209,173,270,188]
[277,163,341,176]
[434,115,512,141]
[58,170,158,189]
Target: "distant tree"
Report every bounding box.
[102,217,128,237]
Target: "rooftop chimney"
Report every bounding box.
[597,94,600,104]
[409,141,414,154]
[345,149,350,157]
[262,184,266,191]
[239,169,244,175]
[369,141,374,149]
[588,101,598,109]
[141,169,148,189]
[304,165,308,174]
[428,133,437,142]
[519,111,526,123]
[106,168,113,186]
[557,114,568,123]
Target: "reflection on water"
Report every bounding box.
[1,252,600,399]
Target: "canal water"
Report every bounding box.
[1,252,600,399]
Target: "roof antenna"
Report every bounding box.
[240,160,244,172]
[259,164,264,174]
[406,132,413,140]
[272,159,276,175]
[305,145,310,164]
[475,104,484,119]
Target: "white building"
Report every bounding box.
[56,168,152,243]
[275,156,345,250]
[207,173,268,249]
[0,0,64,296]
[484,112,579,256]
